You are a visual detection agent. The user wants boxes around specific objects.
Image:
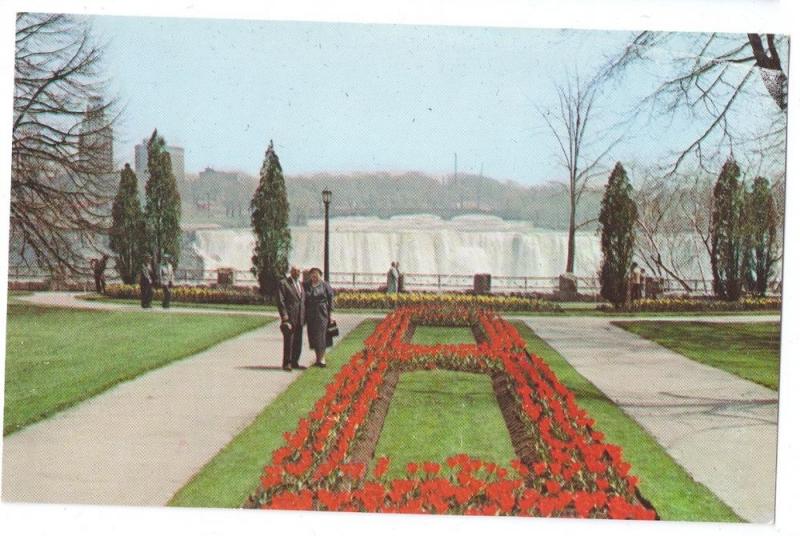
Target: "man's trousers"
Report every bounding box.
[282,322,304,367]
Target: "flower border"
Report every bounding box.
[250,305,656,520]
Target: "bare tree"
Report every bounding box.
[11,13,118,275]
[538,74,622,273]
[602,32,788,176]
[633,173,712,292]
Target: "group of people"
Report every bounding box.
[629,262,660,301]
[277,265,336,372]
[139,255,175,309]
[386,261,401,293]
[88,249,339,371]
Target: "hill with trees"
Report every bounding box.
[178,170,605,230]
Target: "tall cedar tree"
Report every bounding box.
[743,176,778,296]
[710,158,744,301]
[109,163,145,283]
[144,130,181,283]
[251,140,291,297]
[599,162,637,308]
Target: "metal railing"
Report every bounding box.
[8,265,753,296]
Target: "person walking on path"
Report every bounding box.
[277,265,306,371]
[305,267,334,368]
[386,261,399,293]
[159,256,175,309]
[90,254,109,294]
[139,256,155,308]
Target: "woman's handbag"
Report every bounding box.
[327,319,340,338]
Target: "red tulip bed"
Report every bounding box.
[250,305,656,520]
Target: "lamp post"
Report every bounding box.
[322,189,332,282]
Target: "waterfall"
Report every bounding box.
[191,214,606,277]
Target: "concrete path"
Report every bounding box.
[523,316,779,523]
[2,294,369,506]
[15,291,275,316]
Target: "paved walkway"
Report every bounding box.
[522,316,779,523]
[3,293,369,506]
[15,291,275,316]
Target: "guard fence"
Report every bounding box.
[6,265,748,297]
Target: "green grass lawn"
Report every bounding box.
[613,321,780,390]
[169,319,381,508]
[412,325,476,344]
[373,370,516,479]
[516,322,741,522]
[4,303,271,435]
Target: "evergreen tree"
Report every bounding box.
[109,163,145,284]
[743,176,778,296]
[710,158,744,301]
[599,162,637,308]
[251,140,291,297]
[741,189,757,294]
[143,129,182,283]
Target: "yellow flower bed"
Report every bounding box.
[103,284,267,305]
[102,285,560,312]
[598,296,781,313]
[335,291,561,312]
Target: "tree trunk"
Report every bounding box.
[566,197,576,273]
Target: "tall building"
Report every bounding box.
[78,96,113,174]
[196,167,251,217]
[134,138,185,183]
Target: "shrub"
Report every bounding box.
[599,163,637,308]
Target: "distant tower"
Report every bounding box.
[134,138,185,183]
[79,96,113,174]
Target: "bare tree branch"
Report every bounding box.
[601,31,787,178]
[11,13,119,275]
[537,72,621,273]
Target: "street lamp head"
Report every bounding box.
[322,189,332,204]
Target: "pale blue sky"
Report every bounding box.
[90,16,783,184]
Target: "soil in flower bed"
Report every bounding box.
[348,369,401,468]
[491,369,540,468]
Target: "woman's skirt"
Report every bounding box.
[307,310,329,353]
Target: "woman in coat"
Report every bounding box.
[304,267,335,367]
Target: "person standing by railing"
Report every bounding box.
[386,262,399,293]
[160,255,175,309]
[90,254,109,294]
[396,261,403,292]
[139,255,155,308]
[630,263,643,301]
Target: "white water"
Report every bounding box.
[191,214,605,277]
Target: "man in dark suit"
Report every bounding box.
[277,265,306,371]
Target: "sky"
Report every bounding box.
[90,15,784,185]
